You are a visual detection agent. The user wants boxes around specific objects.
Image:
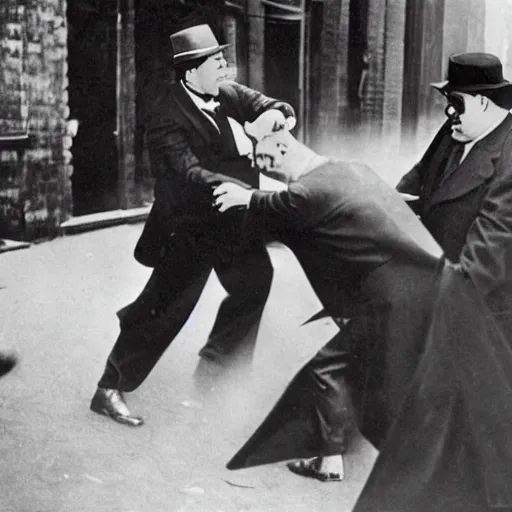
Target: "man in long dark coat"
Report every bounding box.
[89,24,295,426]
[397,53,512,262]
[352,53,512,511]
[213,109,444,480]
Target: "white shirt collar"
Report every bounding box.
[181,81,219,111]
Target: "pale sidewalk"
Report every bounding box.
[0,224,376,512]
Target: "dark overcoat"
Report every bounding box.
[397,114,512,262]
[226,160,444,469]
[354,115,512,510]
[135,80,295,267]
[353,264,512,511]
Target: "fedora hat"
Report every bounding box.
[170,24,230,66]
[431,52,512,94]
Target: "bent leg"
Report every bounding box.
[227,328,356,470]
[306,330,357,453]
[98,233,214,392]
[199,240,273,364]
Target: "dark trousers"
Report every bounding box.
[226,259,443,471]
[305,258,441,453]
[98,221,273,392]
[300,329,356,454]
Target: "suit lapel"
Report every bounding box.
[426,114,512,209]
[171,82,221,147]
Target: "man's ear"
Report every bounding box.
[185,68,196,82]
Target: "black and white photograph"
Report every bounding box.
[2,0,512,510]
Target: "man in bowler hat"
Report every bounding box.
[89,24,295,426]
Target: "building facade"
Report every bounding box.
[1,0,70,240]
[0,0,509,240]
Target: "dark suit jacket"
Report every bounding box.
[135,80,295,267]
[397,115,512,263]
[249,160,442,315]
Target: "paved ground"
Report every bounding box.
[0,224,377,512]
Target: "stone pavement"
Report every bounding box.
[0,224,377,512]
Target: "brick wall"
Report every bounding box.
[0,0,70,240]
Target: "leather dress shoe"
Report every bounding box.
[90,387,144,427]
[287,457,343,482]
[0,353,17,378]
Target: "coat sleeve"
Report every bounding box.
[248,183,310,237]
[224,81,296,124]
[395,164,422,195]
[460,129,512,298]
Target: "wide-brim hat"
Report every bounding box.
[431,52,512,94]
[170,24,230,66]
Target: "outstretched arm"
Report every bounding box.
[214,182,310,235]
[224,81,296,125]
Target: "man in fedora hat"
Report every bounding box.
[89,24,296,426]
[351,52,512,511]
[397,52,512,262]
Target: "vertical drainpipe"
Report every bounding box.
[115,0,127,209]
[244,0,250,85]
[298,0,306,143]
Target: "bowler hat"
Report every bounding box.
[170,24,230,66]
[431,52,512,94]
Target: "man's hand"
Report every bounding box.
[213,183,254,212]
[399,192,420,202]
[245,109,296,142]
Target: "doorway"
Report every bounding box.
[264,15,301,125]
[67,0,119,216]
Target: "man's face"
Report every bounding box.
[193,52,228,96]
[444,91,488,142]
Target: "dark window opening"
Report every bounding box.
[264,16,300,125]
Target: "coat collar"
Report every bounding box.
[426,114,512,208]
[171,82,221,147]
